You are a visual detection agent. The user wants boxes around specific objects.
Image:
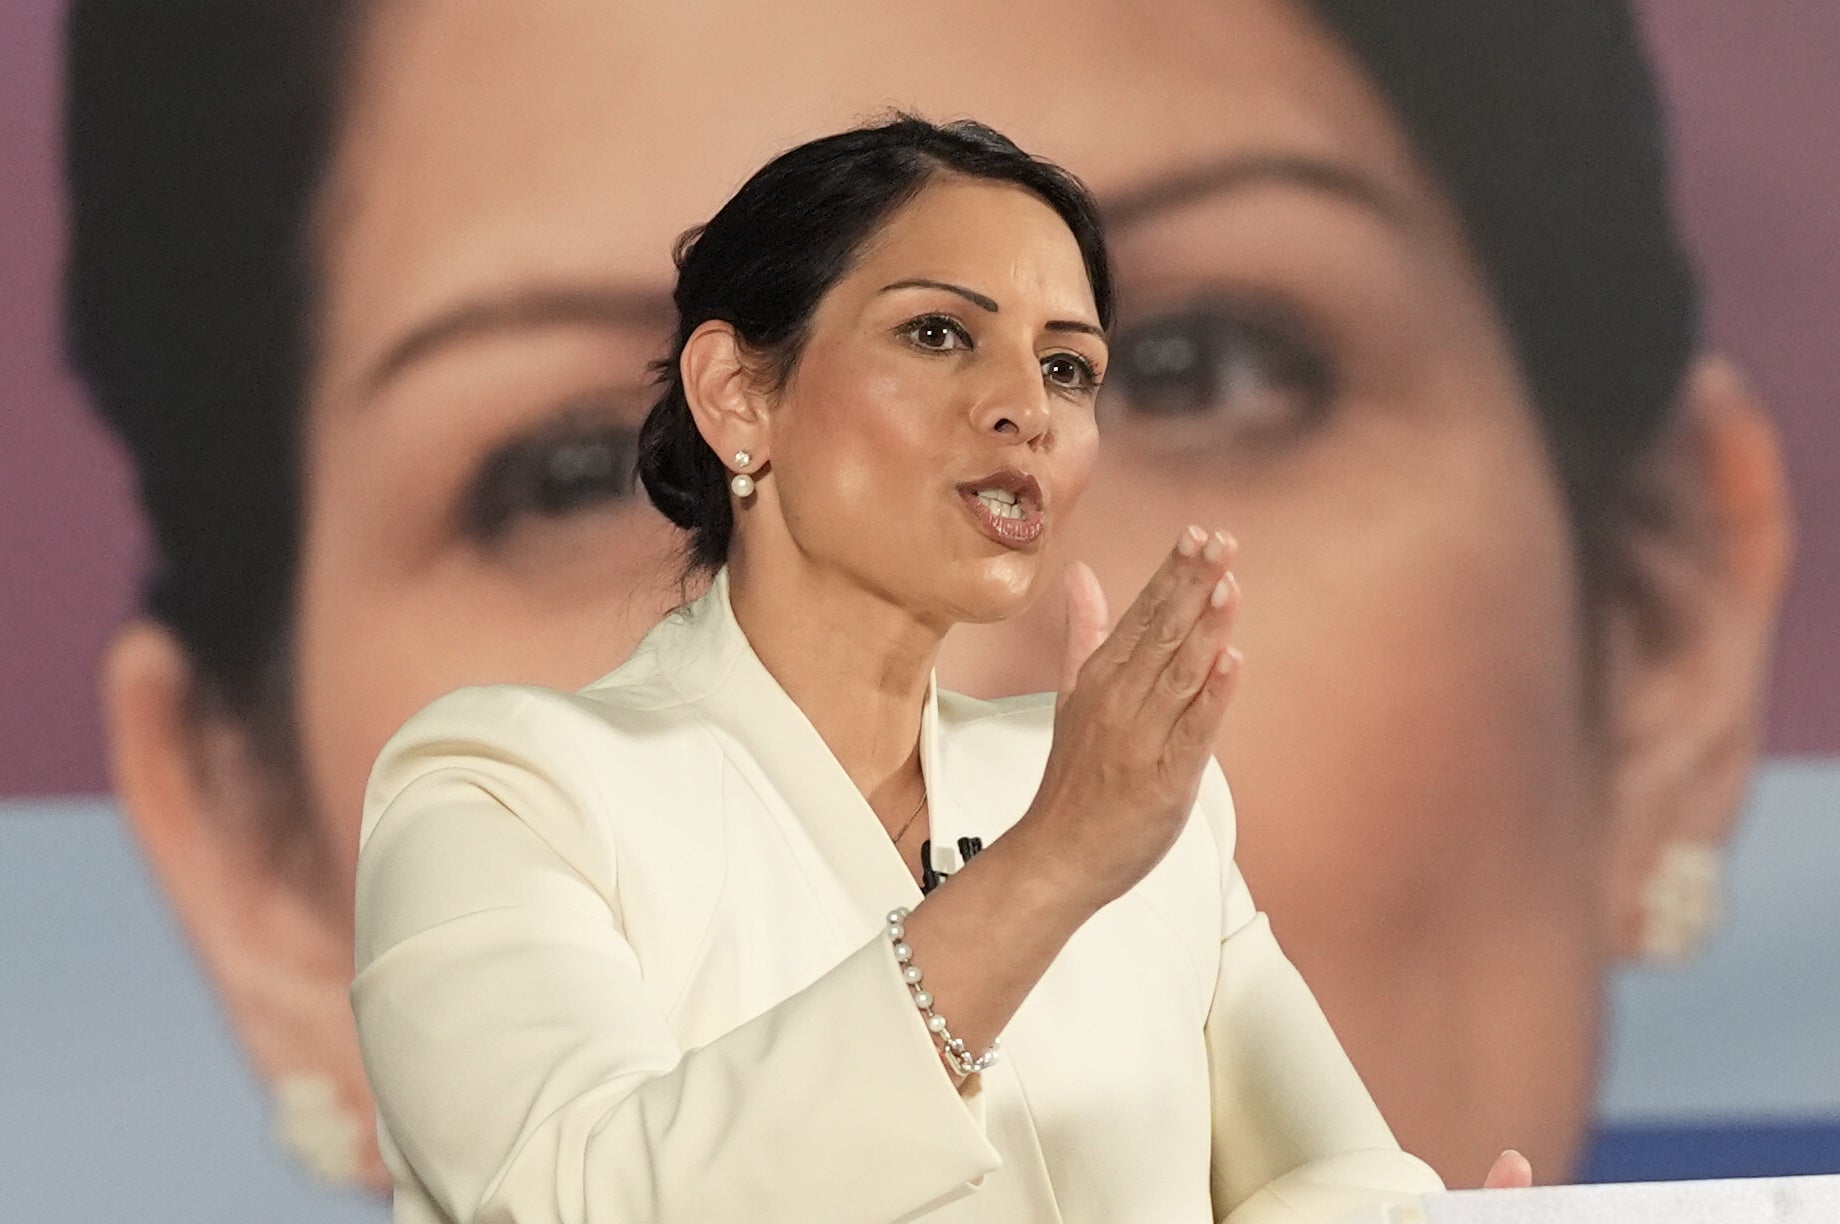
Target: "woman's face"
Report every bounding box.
[727,178,1105,628]
[144,0,1713,1187]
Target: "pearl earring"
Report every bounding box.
[1639,840,1723,962]
[730,450,756,498]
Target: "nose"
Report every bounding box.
[969,353,1052,447]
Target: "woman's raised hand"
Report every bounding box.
[888,528,1239,1085]
[1023,526,1243,912]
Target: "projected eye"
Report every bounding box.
[460,403,641,542]
[1106,299,1334,439]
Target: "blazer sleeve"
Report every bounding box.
[1198,763,1445,1224]
[351,686,1000,1224]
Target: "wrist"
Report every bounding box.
[982,810,1111,930]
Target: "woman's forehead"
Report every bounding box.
[316,0,1429,405]
[829,180,1103,321]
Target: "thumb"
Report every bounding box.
[1482,1149,1532,1190]
[1059,560,1110,701]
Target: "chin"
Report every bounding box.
[939,551,1045,625]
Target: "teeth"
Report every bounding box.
[977,491,1027,520]
[977,487,1018,505]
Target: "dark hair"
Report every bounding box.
[1301,0,1698,628]
[64,1,1697,793]
[636,115,1114,575]
[64,0,359,722]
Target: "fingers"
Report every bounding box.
[1141,568,1240,722]
[1098,526,1210,666]
[1058,561,1111,702]
[1166,638,1242,767]
[1482,1150,1533,1190]
[1105,528,1236,712]
[1096,522,1229,677]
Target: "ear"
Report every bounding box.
[1600,356,1792,960]
[102,620,387,1188]
[680,319,771,472]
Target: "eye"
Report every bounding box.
[899,313,973,352]
[1104,299,1335,439]
[459,403,642,543]
[1041,351,1102,394]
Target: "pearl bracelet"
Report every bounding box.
[886,907,1002,1077]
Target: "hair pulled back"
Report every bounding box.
[635,115,1113,576]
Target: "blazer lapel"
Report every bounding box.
[658,570,929,929]
[632,573,1065,1221]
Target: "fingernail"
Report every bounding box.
[1176,525,1204,558]
[1203,532,1227,564]
[1215,645,1242,675]
[1210,577,1231,608]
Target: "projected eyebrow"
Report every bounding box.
[1101,152,1406,231]
[366,284,674,396]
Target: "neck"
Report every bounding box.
[726,548,940,818]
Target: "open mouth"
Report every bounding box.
[956,469,1047,547]
[975,487,1028,520]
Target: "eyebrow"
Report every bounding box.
[364,284,675,395]
[1100,153,1407,232]
[879,278,1107,340]
[880,278,1000,312]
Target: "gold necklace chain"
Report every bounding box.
[889,788,928,844]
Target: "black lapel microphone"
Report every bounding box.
[919,836,985,894]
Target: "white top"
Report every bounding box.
[352,570,1442,1223]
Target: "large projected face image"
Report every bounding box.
[67,0,1787,1191]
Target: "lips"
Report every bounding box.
[956,468,1047,548]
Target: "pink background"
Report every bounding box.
[3,0,1835,796]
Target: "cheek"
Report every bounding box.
[1061,385,1616,972]
[1224,499,1597,918]
[771,358,946,531]
[1063,426,1612,1167]
[1082,440,1602,918]
[1055,409,1100,511]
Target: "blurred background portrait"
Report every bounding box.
[4,1,1834,1219]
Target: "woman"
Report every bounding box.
[355,114,1453,1224]
[63,0,1786,1192]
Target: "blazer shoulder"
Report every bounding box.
[936,690,1236,848]
[939,688,1056,760]
[361,682,702,845]
[1197,754,1237,861]
[366,685,583,813]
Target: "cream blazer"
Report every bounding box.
[353,570,1442,1224]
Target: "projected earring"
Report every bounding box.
[1638,840,1724,962]
[730,450,756,498]
[273,1072,366,1187]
